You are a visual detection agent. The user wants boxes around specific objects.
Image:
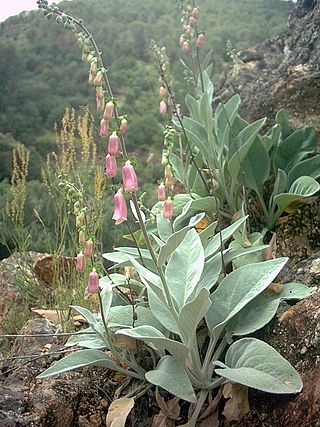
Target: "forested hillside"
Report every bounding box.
[0,0,293,180]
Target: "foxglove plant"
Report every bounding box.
[35,1,317,425]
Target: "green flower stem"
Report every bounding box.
[189,389,208,427]
[131,193,179,321]
[97,290,119,356]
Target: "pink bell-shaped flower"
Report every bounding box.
[76,251,85,272]
[122,161,138,192]
[159,100,167,114]
[100,118,109,137]
[196,33,205,47]
[159,86,167,97]
[112,189,127,224]
[84,239,94,257]
[163,197,173,219]
[96,86,104,99]
[94,70,103,86]
[105,154,117,178]
[108,131,120,155]
[182,41,190,52]
[184,25,192,35]
[103,101,114,121]
[87,268,99,294]
[157,183,166,201]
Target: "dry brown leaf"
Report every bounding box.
[151,412,171,427]
[155,388,180,420]
[198,411,219,427]
[106,397,134,427]
[264,232,277,260]
[198,388,222,421]
[222,382,250,422]
[114,334,137,349]
[265,282,284,295]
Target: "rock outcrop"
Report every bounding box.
[215,0,320,132]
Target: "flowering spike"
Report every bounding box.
[103,101,114,121]
[122,161,138,192]
[196,33,205,47]
[108,131,120,156]
[112,189,127,224]
[120,118,128,135]
[157,183,166,201]
[163,197,173,219]
[159,100,167,114]
[76,251,85,272]
[84,239,94,257]
[87,268,99,294]
[100,118,109,137]
[105,154,117,177]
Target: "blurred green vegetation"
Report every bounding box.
[0,0,293,256]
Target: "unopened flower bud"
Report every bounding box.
[103,101,114,121]
[84,239,94,257]
[90,59,98,75]
[108,131,120,156]
[179,34,185,46]
[100,118,109,137]
[87,268,99,294]
[94,70,103,86]
[191,6,198,17]
[164,164,173,179]
[105,154,117,177]
[96,96,105,112]
[161,154,169,166]
[163,198,173,219]
[122,161,138,192]
[96,86,104,99]
[76,251,85,272]
[184,25,192,35]
[81,52,88,62]
[79,230,86,245]
[124,266,135,279]
[186,4,193,12]
[76,212,85,227]
[189,15,197,24]
[159,86,167,97]
[112,189,127,224]
[159,100,167,114]
[88,72,94,86]
[120,118,128,135]
[196,33,205,47]
[182,41,190,52]
[157,183,166,201]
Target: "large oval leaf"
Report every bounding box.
[214,338,303,394]
[145,355,196,403]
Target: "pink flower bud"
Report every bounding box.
[159,86,167,97]
[163,198,173,219]
[94,70,103,86]
[84,239,94,257]
[157,183,166,201]
[179,35,185,46]
[96,86,104,99]
[184,25,192,35]
[79,230,86,245]
[186,4,193,12]
[196,33,205,47]
[87,268,99,294]
[76,212,85,227]
[120,118,128,135]
[159,100,167,114]
[108,132,120,156]
[112,190,127,224]
[191,7,198,17]
[90,59,98,76]
[105,154,117,178]
[100,118,109,137]
[96,96,105,112]
[103,101,114,121]
[182,41,190,52]
[189,16,197,25]
[88,72,94,86]
[76,251,85,272]
[122,161,138,193]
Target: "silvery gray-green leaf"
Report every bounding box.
[108,305,165,333]
[214,338,302,394]
[281,282,316,300]
[158,226,189,267]
[148,289,180,334]
[145,355,197,403]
